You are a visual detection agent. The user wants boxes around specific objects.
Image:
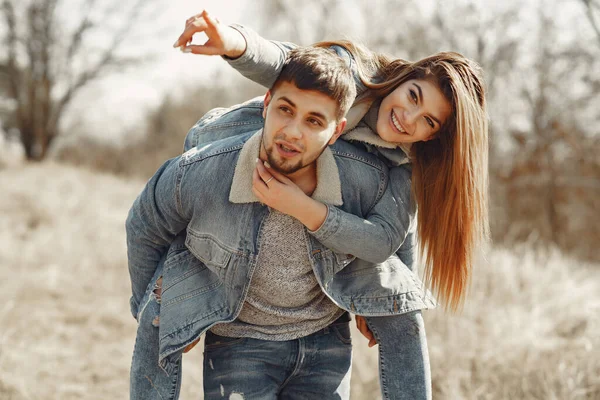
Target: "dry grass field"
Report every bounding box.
[0,162,598,399]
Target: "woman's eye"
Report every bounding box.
[425,117,434,128]
[409,90,418,103]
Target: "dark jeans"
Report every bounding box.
[203,314,352,399]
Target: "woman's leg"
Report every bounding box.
[130,273,183,400]
[365,311,431,400]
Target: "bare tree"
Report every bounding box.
[0,0,159,160]
[494,2,600,258]
[582,0,600,43]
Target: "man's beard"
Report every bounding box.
[261,133,329,175]
[263,135,303,174]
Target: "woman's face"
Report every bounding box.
[376,79,451,144]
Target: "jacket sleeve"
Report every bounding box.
[183,98,265,152]
[125,156,191,318]
[224,24,296,89]
[309,165,414,265]
[224,24,368,97]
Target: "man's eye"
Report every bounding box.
[410,90,418,103]
[279,106,292,114]
[308,118,322,126]
[425,117,434,128]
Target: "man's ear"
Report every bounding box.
[328,119,347,145]
[262,91,272,119]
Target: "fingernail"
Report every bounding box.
[182,47,192,53]
[256,158,260,163]
[264,161,271,169]
[173,40,180,48]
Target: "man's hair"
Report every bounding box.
[270,47,357,122]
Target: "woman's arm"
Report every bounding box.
[254,160,414,264]
[312,166,414,265]
[223,24,298,89]
[175,12,406,263]
[224,25,369,97]
[173,11,367,95]
[173,11,293,88]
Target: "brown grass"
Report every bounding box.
[0,162,598,399]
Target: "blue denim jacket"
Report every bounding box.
[127,103,434,372]
[183,97,416,265]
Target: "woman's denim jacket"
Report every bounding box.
[126,99,434,373]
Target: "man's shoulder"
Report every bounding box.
[180,131,256,167]
[184,98,264,151]
[330,139,387,172]
[195,97,264,131]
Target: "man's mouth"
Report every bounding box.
[276,141,301,158]
[391,111,407,134]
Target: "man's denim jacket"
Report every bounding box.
[126,99,434,373]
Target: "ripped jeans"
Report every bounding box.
[130,269,431,400]
[130,265,183,400]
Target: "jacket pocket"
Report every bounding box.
[185,232,233,269]
[334,252,356,268]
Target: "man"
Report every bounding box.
[127,47,430,399]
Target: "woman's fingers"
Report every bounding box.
[175,18,206,48]
[175,10,246,58]
[174,10,217,50]
[355,316,377,347]
[262,161,294,185]
[202,10,221,30]
[253,167,268,192]
[356,315,368,337]
[255,159,276,185]
[185,13,203,28]
[183,338,200,353]
[180,44,224,56]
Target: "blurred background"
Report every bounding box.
[0,0,598,399]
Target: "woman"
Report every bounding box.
[171,10,488,400]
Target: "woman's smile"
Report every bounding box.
[391,110,407,134]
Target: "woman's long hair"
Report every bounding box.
[317,41,490,310]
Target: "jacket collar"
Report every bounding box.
[229,130,343,206]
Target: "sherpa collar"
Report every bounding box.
[229,130,343,206]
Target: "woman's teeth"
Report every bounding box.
[391,112,406,133]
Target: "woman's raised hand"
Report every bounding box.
[173,10,246,59]
[253,159,308,217]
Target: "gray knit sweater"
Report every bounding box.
[210,210,344,340]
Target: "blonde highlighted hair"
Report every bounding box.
[316,41,490,310]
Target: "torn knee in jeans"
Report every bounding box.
[151,276,163,327]
[152,277,163,303]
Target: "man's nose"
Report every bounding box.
[285,118,303,139]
